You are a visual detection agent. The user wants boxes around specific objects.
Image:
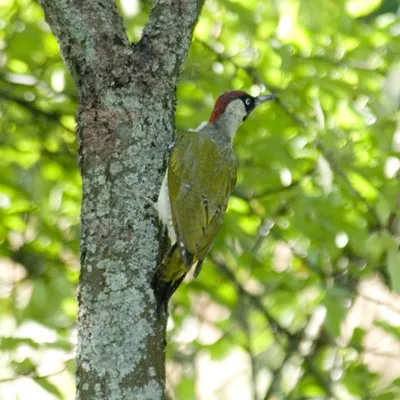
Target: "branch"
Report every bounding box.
[39,0,206,99]
[303,356,338,399]
[0,364,68,383]
[210,256,295,342]
[196,38,280,94]
[137,0,205,82]
[234,180,299,201]
[263,348,293,400]
[239,192,327,279]
[234,167,315,201]
[238,298,257,400]
[38,0,129,85]
[0,90,75,134]
[269,228,327,279]
[315,140,383,229]
[291,53,385,76]
[210,257,341,399]
[264,317,339,400]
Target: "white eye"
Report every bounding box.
[245,98,252,106]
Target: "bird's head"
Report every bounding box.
[207,90,276,140]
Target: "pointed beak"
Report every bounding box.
[255,93,277,106]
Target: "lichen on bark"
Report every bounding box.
[37,0,205,398]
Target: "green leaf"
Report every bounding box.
[11,357,36,375]
[387,250,400,294]
[35,377,64,399]
[375,321,400,341]
[376,194,392,226]
[0,337,40,350]
[323,287,349,337]
[391,377,400,387]
[207,337,235,361]
[373,394,396,400]
[177,377,196,399]
[298,375,326,397]
[350,327,365,349]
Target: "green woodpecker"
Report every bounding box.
[153,90,276,305]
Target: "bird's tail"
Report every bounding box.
[152,243,187,312]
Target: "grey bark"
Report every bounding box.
[38,0,205,398]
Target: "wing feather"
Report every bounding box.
[168,133,236,273]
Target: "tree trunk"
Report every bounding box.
[38,1,204,398]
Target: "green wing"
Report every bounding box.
[168,132,237,273]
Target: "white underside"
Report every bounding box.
[157,171,177,243]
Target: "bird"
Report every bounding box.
[153,90,276,308]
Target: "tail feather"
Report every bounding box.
[193,259,205,278]
[152,243,187,311]
[177,242,195,272]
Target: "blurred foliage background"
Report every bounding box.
[1,0,400,399]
